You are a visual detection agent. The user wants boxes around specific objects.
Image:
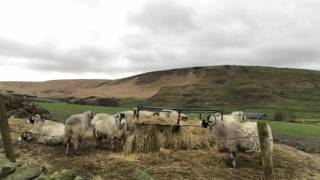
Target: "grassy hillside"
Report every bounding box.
[2,65,320,119]
[147,66,320,119]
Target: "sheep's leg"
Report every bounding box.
[259,153,262,166]
[111,137,114,151]
[95,137,100,148]
[66,143,70,156]
[96,136,103,149]
[79,138,83,155]
[120,135,126,150]
[99,138,103,148]
[65,137,72,156]
[229,152,236,168]
[73,137,80,155]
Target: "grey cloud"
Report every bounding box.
[255,44,320,67]
[0,37,116,73]
[123,0,320,73]
[1,0,320,80]
[129,1,196,34]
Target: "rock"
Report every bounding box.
[49,169,76,180]
[133,168,154,180]
[73,175,90,180]
[0,160,19,178]
[7,164,42,180]
[91,175,104,180]
[33,175,50,180]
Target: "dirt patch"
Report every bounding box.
[0,118,319,179]
[273,133,320,153]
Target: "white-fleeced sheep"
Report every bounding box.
[215,111,246,122]
[64,111,95,155]
[120,109,188,126]
[202,113,273,168]
[155,109,188,123]
[92,113,128,150]
[20,120,65,145]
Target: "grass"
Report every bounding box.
[35,101,130,121]
[267,120,320,137]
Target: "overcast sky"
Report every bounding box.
[0,0,319,81]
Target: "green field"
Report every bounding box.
[36,101,320,137]
[267,121,320,137]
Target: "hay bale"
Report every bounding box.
[133,125,161,153]
[161,126,214,150]
[124,123,215,153]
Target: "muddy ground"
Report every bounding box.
[0,118,320,180]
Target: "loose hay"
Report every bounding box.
[125,123,215,153]
[133,125,161,153]
[161,126,215,150]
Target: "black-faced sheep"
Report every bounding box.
[202,113,273,168]
[92,113,128,150]
[19,120,65,145]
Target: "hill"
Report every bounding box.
[1,65,320,118]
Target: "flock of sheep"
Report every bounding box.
[19,109,273,168]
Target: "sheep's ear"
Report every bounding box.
[115,113,121,120]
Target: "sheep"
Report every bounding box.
[215,111,246,122]
[155,109,188,123]
[137,110,157,121]
[64,111,95,155]
[202,113,273,168]
[92,113,128,150]
[19,120,65,145]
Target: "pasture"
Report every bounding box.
[268,121,320,137]
[36,101,320,138]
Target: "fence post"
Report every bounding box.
[0,95,16,162]
[257,121,274,180]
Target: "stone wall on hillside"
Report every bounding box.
[0,93,50,119]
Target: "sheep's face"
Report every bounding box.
[201,115,216,128]
[179,113,188,121]
[85,111,95,119]
[19,132,33,142]
[115,113,127,129]
[28,114,43,124]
